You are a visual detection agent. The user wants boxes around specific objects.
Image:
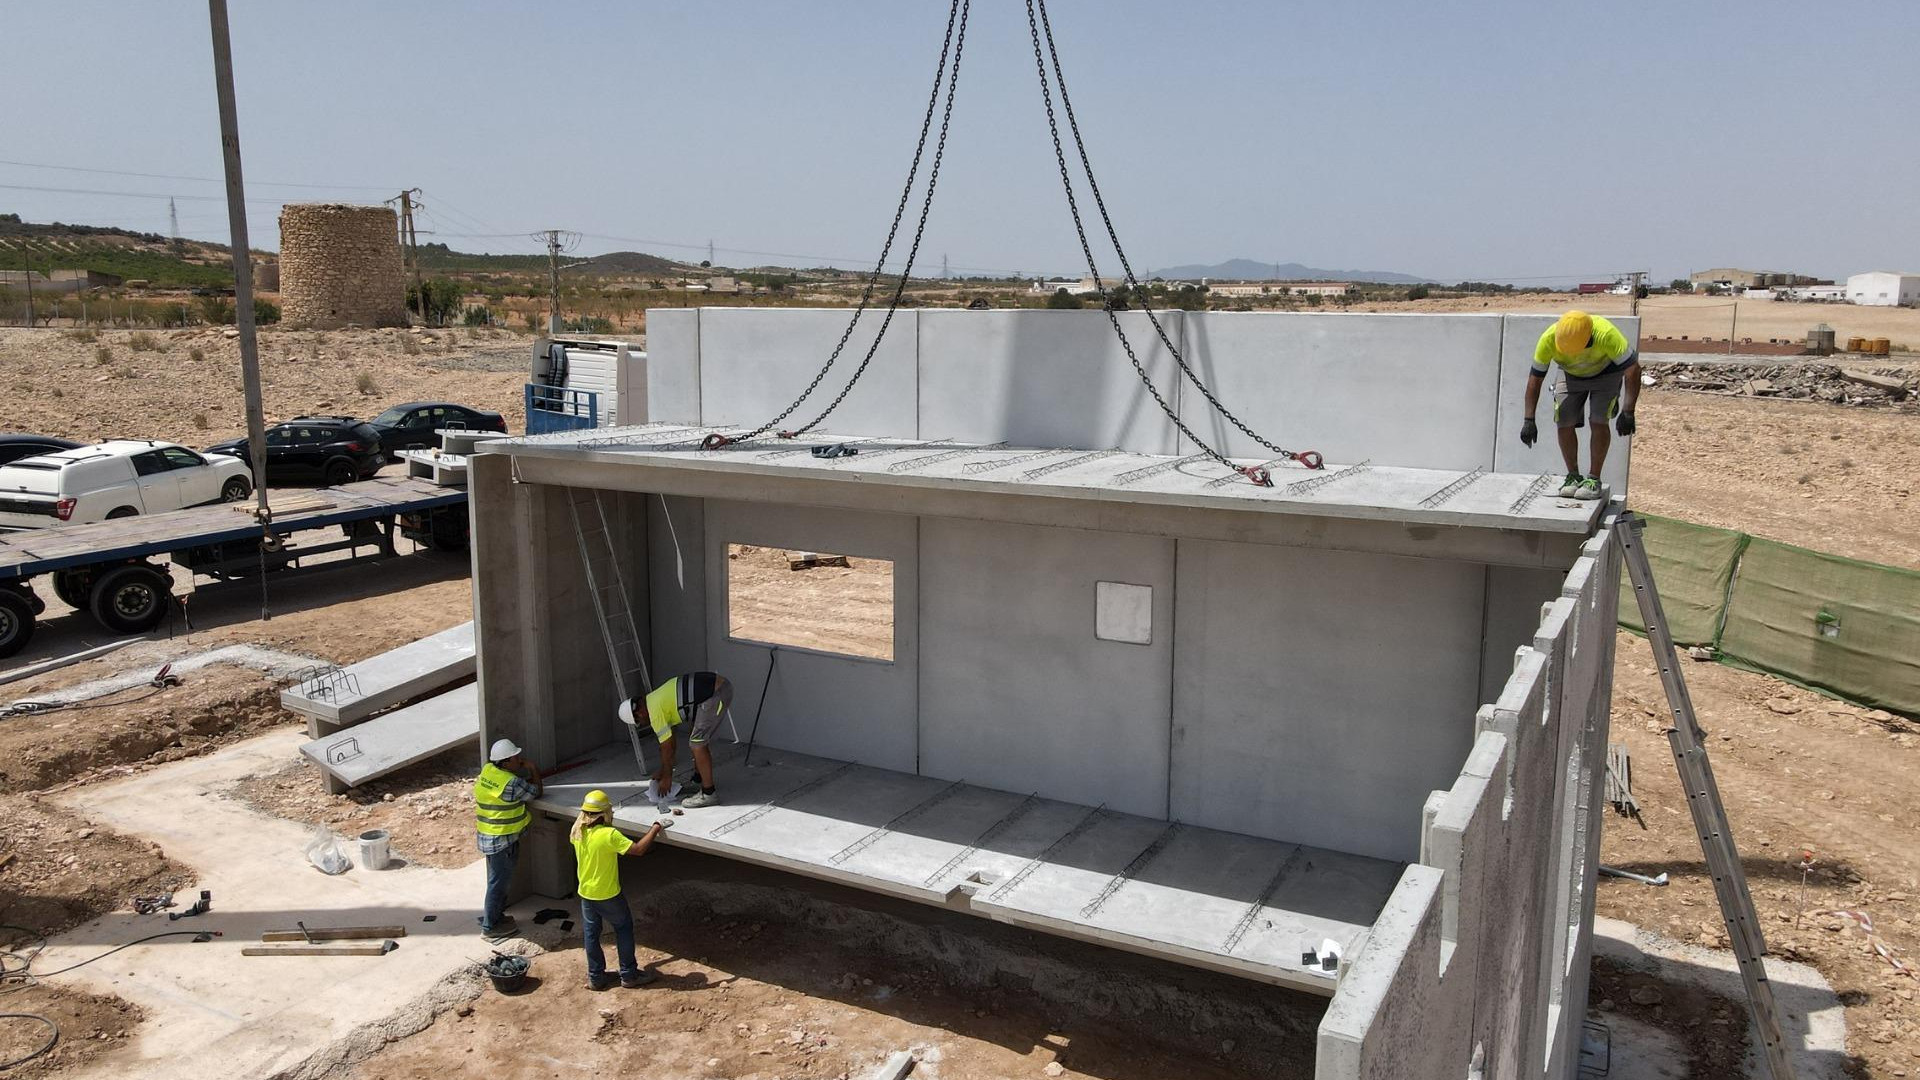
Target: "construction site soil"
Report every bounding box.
[0,331,1916,1075]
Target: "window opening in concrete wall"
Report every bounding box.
[726,543,895,662]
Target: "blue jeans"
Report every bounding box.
[481,841,518,931]
[580,896,638,981]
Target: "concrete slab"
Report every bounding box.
[299,683,480,789]
[397,448,468,486]
[279,621,475,733]
[533,738,1401,995]
[40,729,546,1080]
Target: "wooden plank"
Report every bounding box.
[260,925,407,942]
[242,942,395,957]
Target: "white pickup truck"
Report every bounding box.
[0,441,253,529]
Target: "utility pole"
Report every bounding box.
[531,229,579,334]
[394,188,423,322]
[1628,270,1647,316]
[169,198,181,248]
[942,253,950,280]
[20,246,32,327]
[707,238,714,266]
[207,0,273,614]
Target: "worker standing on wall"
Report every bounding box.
[474,738,542,940]
[619,672,734,809]
[571,789,670,990]
[1519,310,1640,500]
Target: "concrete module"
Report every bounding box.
[471,309,1630,1078]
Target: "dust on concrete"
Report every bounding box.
[353,849,1320,1080]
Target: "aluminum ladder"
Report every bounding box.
[565,487,654,777]
[1618,511,1796,1080]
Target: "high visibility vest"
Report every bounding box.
[643,677,684,743]
[473,762,530,838]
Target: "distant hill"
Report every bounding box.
[568,250,692,277]
[1152,258,1430,285]
[0,214,238,288]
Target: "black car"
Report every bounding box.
[366,402,507,462]
[0,434,81,467]
[206,416,385,487]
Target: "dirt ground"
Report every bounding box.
[726,544,895,661]
[1359,293,1920,353]
[229,747,478,871]
[0,326,531,446]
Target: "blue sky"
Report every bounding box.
[5,2,1916,284]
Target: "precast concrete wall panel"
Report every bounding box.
[695,308,920,438]
[917,517,1175,818]
[1494,314,1638,493]
[1479,566,1566,705]
[646,494,708,680]
[1178,312,1506,472]
[643,309,702,424]
[704,500,919,773]
[1169,540,1485,862]
[538,485,631,762]
[916,310,1182,455]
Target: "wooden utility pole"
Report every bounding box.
[1628,270,1647,316]
[395,189,423,322]
[207,0,273,616]
[19,246,32,327]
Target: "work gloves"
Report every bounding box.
[1615,411,1636,437]
[1519,418,1538,448]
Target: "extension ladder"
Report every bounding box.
[565,487,655,777]
[1617,511,1796,1080]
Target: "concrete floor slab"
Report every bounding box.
[278,620,474,731]
[299,682,479,788]
[39,728,547,1080]
[533,739,1402,994]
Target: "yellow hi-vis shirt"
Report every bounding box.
[572,824,633,902]
[644,677,685,743]
[1533,315,1634,379]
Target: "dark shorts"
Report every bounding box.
[1553,368,1626,429]
[685,676,733,746]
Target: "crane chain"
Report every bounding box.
[711,0,967,450]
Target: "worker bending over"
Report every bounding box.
[1520,310,1640,500]
[618,672,734,809]
[473,738,542,941]
[571,789,668,990]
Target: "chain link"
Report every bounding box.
[728,0,967,445]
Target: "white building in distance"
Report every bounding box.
[1846,271,1920,307]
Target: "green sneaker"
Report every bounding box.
[1557,472,1583,497]
[1573,476,1603,501]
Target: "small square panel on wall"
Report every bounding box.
[1095,581,1153,645]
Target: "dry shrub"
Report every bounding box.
[93,345,112,364]
[355,371,379,395]
[128,331,164,352]
[191,413,210,430]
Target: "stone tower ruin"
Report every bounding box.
[278,203,406,329]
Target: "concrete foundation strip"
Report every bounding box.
[888,442,1008,473]
[985,803,1107,903]
[1023,448,1123,480]
[1112,453,1209,486]
[1077,822,1184,919]
[1508,472,1557,514]
[1419,466,1488,508]
[922,793,1040,888]
[828,779,969,865]
[1284,460,1371,496]
[1222,845,1307,954]
[707,761,860,839]
[1204,457,1289,488]
[962,448,1071,475]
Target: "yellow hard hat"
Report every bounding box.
[1554,310,1594,356]
[581,789,611,813]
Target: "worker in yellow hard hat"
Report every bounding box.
[1520,310,1640,499]
[570,789,669,991]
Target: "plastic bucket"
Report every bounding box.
[356,829,392,870]
[485,953,529,993]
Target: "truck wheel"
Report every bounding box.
[221,476,252,502]
[323,459,355,487]
[89,565,171,635]
[0,590,33,658]
[106,506,139,519]
[51,569,89,609]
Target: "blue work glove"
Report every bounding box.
[1615,411,1636,437]
[1519,418,1538,448]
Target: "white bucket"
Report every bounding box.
[356,829,392,870]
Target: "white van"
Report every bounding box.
[0,441,253,529]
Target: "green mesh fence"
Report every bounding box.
[1618,514,1920,716]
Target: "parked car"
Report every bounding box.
[366,402,506,462]
[206,416,384,488]
[0,440,252,529]
[0,434,81,467]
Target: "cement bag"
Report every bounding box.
[304,826,351,875]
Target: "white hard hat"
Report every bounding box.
[617,698,637,726]
[488,738,522,762]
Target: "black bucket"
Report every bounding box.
[485,952,529,993]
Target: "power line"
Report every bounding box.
[0,157,393,191]
[0,181,286,206]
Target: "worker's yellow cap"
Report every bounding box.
[1554,310,1594,356]
[581,789,611,813]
